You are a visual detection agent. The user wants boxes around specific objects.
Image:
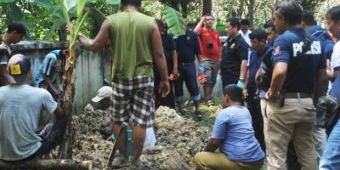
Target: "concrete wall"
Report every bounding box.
[10,41,219,114]
[11,41,111,114]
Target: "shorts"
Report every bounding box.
[110,76,155,128]
[202,59,220,86]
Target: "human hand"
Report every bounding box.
[243,89,248,99]
[237,79,245,89]
[198,63,204,73]
[158,80,170,97]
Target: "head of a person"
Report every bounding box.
[301,10,317,29]
[7,53,31,85]
[203,14,215,29]
[273,1,303,34]
[249,29,267,52]
[60,48,69,59]
[5,21,27,44]
[155,19,167,34]
[240,19,251,33]
[92,86,113,110]
[120,0,141,8]
[222,84,243,108]
[226,17,240,38]
[325,5,340,39]
[264,19,279,44]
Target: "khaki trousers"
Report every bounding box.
[193,151,264,170]
[261,98,318,170]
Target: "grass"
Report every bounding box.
[180,97,222,130]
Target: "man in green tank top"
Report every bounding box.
[77,0,170,167]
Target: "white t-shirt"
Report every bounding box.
[0,85,57,161]
[331,41,340,71]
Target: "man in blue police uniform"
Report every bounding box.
[221,17,249,89]
[243,29,272,152]
[264,1,327,170]
[174,28,204,119]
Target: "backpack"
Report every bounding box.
[315,95,339,135]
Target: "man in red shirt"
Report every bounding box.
[194,14,221,105]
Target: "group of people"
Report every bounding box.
[194,1,340,170]
[0,22,68,163]
[1,0,340,169]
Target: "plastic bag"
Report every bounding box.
[144,127,157,148]
[212,74,223,97]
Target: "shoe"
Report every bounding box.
[112,155,128,168]
[195,111,203,121]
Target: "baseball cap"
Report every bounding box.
[7,54,31,84]
[7,21,28,37]
[92,86,113,102]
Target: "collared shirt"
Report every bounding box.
[272,27,326,93]
[175,30,200,63]
[221,34,249,80]
[248,44,273,87]
[239,29,252,47]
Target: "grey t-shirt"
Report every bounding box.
[0,42,11,65]
[0,84,57,161]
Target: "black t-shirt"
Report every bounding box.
[220,34,249,80]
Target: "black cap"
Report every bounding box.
[7,21,28,37]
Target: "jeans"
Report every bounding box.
[320,120,340,170]
[174,63,200,102]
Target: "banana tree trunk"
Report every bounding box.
[59,44,77,159]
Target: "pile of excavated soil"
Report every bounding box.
[72,104,219,170]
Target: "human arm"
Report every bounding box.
[77,19,110,52]
[314,68,328,104]
[151,23,170,97]
[204,138,222,152]
[170,50,179,80]
[243,69,249,98]
[43,74,60,97]
[265,62,287,99]
[194,17,205,33]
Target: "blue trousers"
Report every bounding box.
[320,120,340,170]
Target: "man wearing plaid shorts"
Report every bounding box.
[77,0,170,166]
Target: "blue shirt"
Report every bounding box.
[308,25,334,60]
[259,43,274,98]
[248,44,273,87]
[175,30,200,63]
[272,27,326,93]
[221,34,249,81]
[33,50,63,87]
[212,105,265,162]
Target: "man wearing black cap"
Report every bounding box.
[0,21,27,86]
[0,53,67,162]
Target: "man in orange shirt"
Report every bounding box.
[194,14,221,105]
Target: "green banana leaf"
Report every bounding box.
[106,0,120,5]
[161,6,186,37]
[0,0,15,3]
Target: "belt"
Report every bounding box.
[284,92,312,99]
[179,61,194,65]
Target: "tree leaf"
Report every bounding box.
[33,0,54,7]
[76,0,86,17]
[105,0,120,5]
[63,0,76,11]
[0,0,15,3]
[161,6,186,36]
